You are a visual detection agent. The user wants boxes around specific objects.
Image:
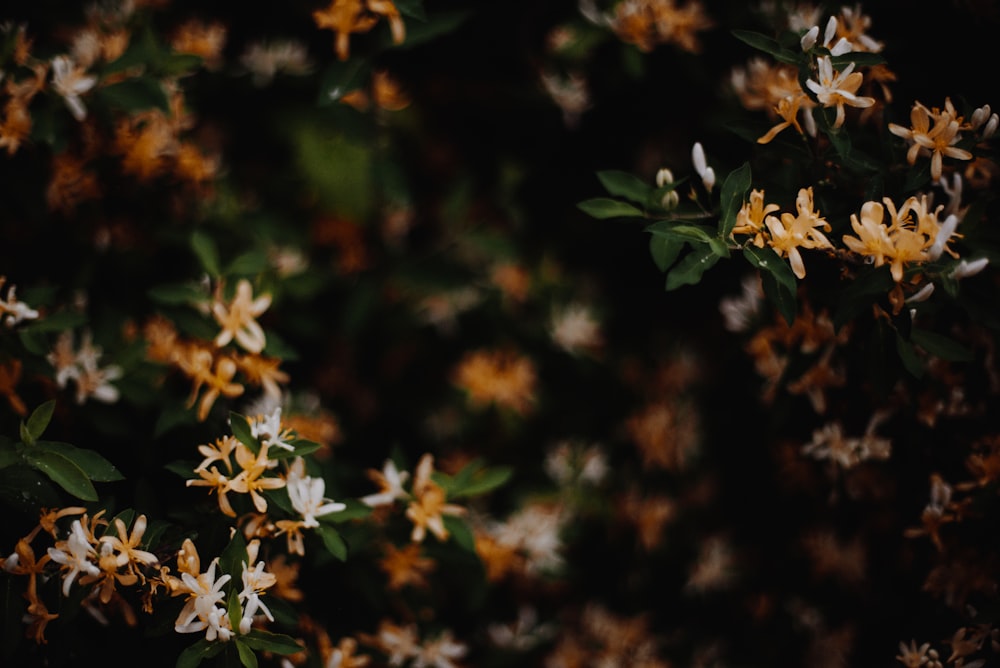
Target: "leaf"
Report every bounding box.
[384,10,470,49]
[833,265,894,330]
[718,162,752,238]
[320,499,373,524]
[0,439,18,469]
[316,525,348,561]
[731,29,802,64]
[649,234,684,272]
[176,639,224,668]
[240,629,304,655]
[191,230,221,277]
[742,245,797,294]
[35,442,123,482]
[394,0,427,20]
[759,270,797,326]
[596,170,653,205]
[229,412,260,453]
[265,439,320,461]
[443,515,476,551]
[646,221,714,243]
[577,198,645,220]
[234,640,259,668]
[895,333,926,378]
[910,329,974,362]
[18,310,87,333]
[450,466,514,498]
[147,283,208,307]
[23,450,97,501]
[23,400,56,444]
[317,58,368,105]
[225,249,270,276]
[665,245,720,291]
[97,78,170,113]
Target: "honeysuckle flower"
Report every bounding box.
[313,0,405,62]
[691,142,715,191]
[187,465,239,517]
[805,56,874,128]
[905,283,935,304]
[842,199,898,273]
[764,187,833,279]
[174,555,234,641]
[237,554,276,634]
[47,519,99,597]
[98,514,158,574]
[229,441,286,514]
[248,406,295,451]
[413,630,467,668]
[732,188,779,245]
[177,347,245,421]
[50,55,96,121]
[800,16,851,56]
[367,619,420,666]
[405,454,466,543]
[212,279,271,354]
[757,93,811,144]
[0,277,39,327]
[285,457,346,528]
[889,100,973,180]
[362,458,410,507]
[835,5,883,53]
[240,39,313,87]
[926,213,959,261]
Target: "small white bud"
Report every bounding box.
[800,26,818,51]
[655,167,674,187]
[701,166,716,192]
[829,37,853,56]
[905,283,935,303]
[692,142,707,175]
[952,257,989,279]
[983,113,998,139]
[970,104,990,129]
[823,16,838,47]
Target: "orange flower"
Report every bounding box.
[314,0,405,61]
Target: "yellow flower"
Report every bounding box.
[842,199,897,271]
[889,100,973,180]
[805,56,874,128]
[732,188,779,245]
[314,0,405,62]
[764,187,832,279]
[405,454,465,543]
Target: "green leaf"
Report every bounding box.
[191,231,221,277]
[394,0,427,20]
[225,249,270,276]
[910,329,974,362]
[759,270,797,326]
[731,29,802,64]
[317,58,368,105]
[649,234,684,272]
[384,10,470,49]
[646,221,714,243]
[665,246,720,291]
[240,629,304,655]
[830,51,886,68]
[316,525,348,561]
[97,77,170,113]
[577,198,645,220]
[157,53,203,76]
[229,412,260,454]
[596,170,653,205]
[265,439,320,461]
[718,163,752,238]
[742,245,797,293]
[35,442,123,482]
[320,499,373,524]
[147,283,208,307]
[23,400,56,444]
[234,639,259,668]
[833,265,894,331]
[176,639,224,668]
[0,439,18,469]
[443,515,476,551]
[23,450,97,501]
[895,333,925,378]
[450,466,513,498]
[18,310,87,333]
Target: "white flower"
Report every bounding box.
[361,458,411,507]
[285,458,346,528]
[413,630,467,668]
[50,55,97,122]
[927,214,959,261]
[174,557,234,641]
[47,520,99,596]
[249,407,294,451]
[238,558,276,634]
[549,302,603,355]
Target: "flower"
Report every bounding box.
[47,519,99,597]
[284,458,346,528]
[405,454,466,543]
[805,56,874,128]
[889,100,974,181]
[174,553,234,642]
[764,187,833,279]
[361,459,410,507]
[313,0,406,62]
[50,55,96,121]
[212,279,272,354]
[691,141,715,191]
